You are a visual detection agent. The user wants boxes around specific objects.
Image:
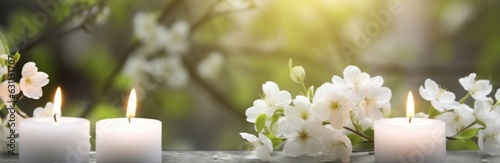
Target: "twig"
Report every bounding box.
[446,121,477,140]
[182,56,245,119]
[343,126,374,142]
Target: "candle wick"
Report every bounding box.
[54,113,58,123]
[128,117,131,123]
[409,117,412,124]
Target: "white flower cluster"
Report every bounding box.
[419,73,500,155]
[241,63,392,162]
[125,12,227,92]
[0,49,50,152]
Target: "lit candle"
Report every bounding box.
[19,87,90,163]
[374,91,446,163]
[96,89,162,163]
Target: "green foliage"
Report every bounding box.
[446,139,479,150]
[347,134,361,145]
[266,133,284,149]
[353,141,374,152]
[454,128,479,140]
[363,129,375,141]
[77,45,115,90]
[157,91,192,118]
[255,114,267,133]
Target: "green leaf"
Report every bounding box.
[363,129,375,141]
[353,142,374,152]
[454,128,479,140]
[255,114,267,133]
[13,51,20,64]
[446,139,479,150]
[347,134,361,145]
[266,133,284,149]
[428,106,440,119]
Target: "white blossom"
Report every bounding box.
[93,6,110,25]
[197,52,225,80]
[0,81,19,107]
[474,101,498,125]
[123,54,148,85]
[321,126,352,163]
[165,21,190,56]
[478,120,500,155]
[419,79,456,112]
[245,81,291,123]
[459,73,492,101]
[33,102,58,118]
[284,95,315,122]
[280,118,324,157]
[311,83,353,129]
[436,104,475,136]
[358,86,391,121]
[146,56,189,89]
[289,66,305,84]
[133,12,170,56]
[240,132,273,161]
[0,54,7,76]
[19,62,49,99]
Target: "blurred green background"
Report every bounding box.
[0,0,499,150]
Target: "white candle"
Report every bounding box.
[19,87,90,163]
[374,91,446,163]
[96,89,162,163]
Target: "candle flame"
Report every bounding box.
[406,91,414,118]
[53,87,62,117]
[126,89,137,120]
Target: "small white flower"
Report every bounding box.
[240,132,273,161]
[197,52,225,80]
[289,66,305,84]
[321,127,352,163]
[358,86,391,121]
[165,21,190,56]
[0,81,19,107]
[474,101,498,125]
[280,118,324,157]
[478,120,500,155]
[332,65,371,90]
[133,12,157,43]
[311,83,353,129]
[419,79,456,112]
[133,12,170,56]
[436,104,475,136]
[245,81,291,123]
[123,54,148,85]
[152,56,189,89]
[284,95,315,122]
[459,73,492,101]
[19,62,49,99]
[0,54,7,76]
[94,6,110,25]
[33,102,58,118]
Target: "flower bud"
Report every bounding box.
[290,66,305,84]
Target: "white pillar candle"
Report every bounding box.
[96,89,162,163]
[19,87,90,163]
[374,91,446,163]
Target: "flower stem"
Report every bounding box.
[459,92,471,104]
[343,126,374,142]
[428,105,440,119]
[447,121,477,140]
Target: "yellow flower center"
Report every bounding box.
[330,101,341,110]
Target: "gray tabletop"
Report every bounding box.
[1,151,498,162]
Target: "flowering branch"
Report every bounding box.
[343,126,374,142]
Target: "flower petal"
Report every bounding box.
[283,139,305,157]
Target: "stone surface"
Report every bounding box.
[1,151,499,162]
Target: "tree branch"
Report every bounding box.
[79,0,183,117]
